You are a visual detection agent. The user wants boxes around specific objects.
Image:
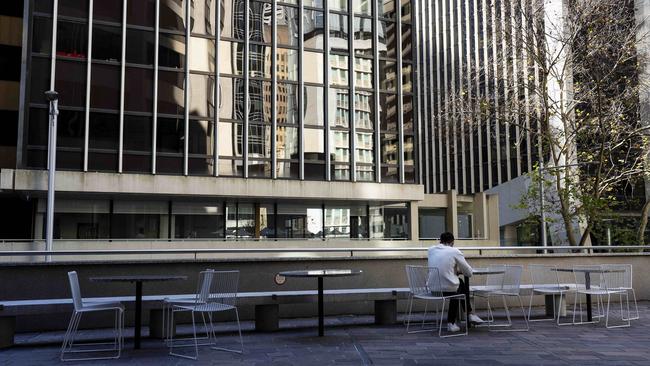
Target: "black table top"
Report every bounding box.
[472,268,505,275]
[552,268,624,274]
[279,269,362,278]
[89,275,187,283]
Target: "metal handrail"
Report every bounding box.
[0,245,648,257]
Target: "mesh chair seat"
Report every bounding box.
[175,302,236,312]
[532,286,569,295]
[78,301,124,312]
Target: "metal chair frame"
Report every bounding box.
[162,269,214,342]
[168,270,244,360]
[572,265,630,328]
[405,265,468,338]
[526,264,575,326]
[61,271,124,362]
[475,265,529,332]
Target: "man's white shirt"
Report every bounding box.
[427,244,473,292]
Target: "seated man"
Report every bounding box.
[427,232,483,332]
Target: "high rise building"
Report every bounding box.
[2,0,504,245]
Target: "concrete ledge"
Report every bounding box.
[5,169,425,202]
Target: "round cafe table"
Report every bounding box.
[279,269,362,336]
[90,275,187,349]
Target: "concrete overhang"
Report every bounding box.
[1,169,425,202]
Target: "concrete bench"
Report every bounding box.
[0,287,411,345]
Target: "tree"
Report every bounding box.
[448,0,650,246]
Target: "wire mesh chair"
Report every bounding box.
[601,264,638,321]
[61,271,124,361]
[169,270,244,360]
[403,265,440,333]
[474,265,529,331]
[405,265,468,338]
[162,269,214,342]
[573,265,630,328]
[526,265,574,325]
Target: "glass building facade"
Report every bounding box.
[22,0,417,184]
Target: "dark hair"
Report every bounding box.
[440,232,455,244]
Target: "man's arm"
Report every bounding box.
[454,250,473,277]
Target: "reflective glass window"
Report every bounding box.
[378,0,396,19]
[123,115,153,172]
[379,60,396,91]
[277,48,298,81]
[157,116,185,153]
[250,1,273,44]
[329,0,347,11]
[381,133,398,164]
[189,37,215,72]
[189,73,215,118]
[217,121,243,157]
[304,128,325,159]
[303,9,324,50]
[159,33,186,69]
[303,52,324,84]
[354,17,373,56]
[353,0,372,15]
[303,86,324,126]
[158,71,185,115]
[355,91,373,129]
[189,120,214,155]
[218,77,245,121]
[276,83,299,125]
[248,124,272,158]
[249,44,272,79]
[248,80,272,124]
[190,0,216,36]
[277,6,299,47]
[276,126,298,159]
[160,0,186,32]
[220,0,246,40]
[59,0,88,18]
[379,93,397,131]
[29,57,50,103]
[378,20,396,58]
[329,54,348,87]
[329,14,348,52]
[355,58,373,89]
[219,40,244,75]
[329,88,349,128]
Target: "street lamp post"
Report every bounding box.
[45,90,59,262]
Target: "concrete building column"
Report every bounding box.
[409,201,419,241]
[446,190,458,237]
[486,194,500,244]
[472,192,487,239]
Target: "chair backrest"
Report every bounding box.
[194,269,216,304]
[405,265,442,297]
[501,265,523,295]
[572,265,603,290]
[529,264,560,289]
[208,270,240,307]
[484,265,506,292]
[67,271,83,311]
[601,264,631,290]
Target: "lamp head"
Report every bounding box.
[44,90,59,102]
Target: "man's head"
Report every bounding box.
[440,232,455,246]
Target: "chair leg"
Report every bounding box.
[209,309,244,354]
[628,288,639,320]
[405,296,414,333]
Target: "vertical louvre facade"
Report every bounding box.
[21,0,417,184]
[416,0,540,194]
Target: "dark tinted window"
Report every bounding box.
[27,108,49,146]
[59,0,88,18]
[89,112,119,150]
[126,29,154,65]
[127,0,155,27]
[159,33,186,69]
[92,25,121,62]
[160,0,186,32]
[94,0,122,23]
[124,67,153,112]
[158,71,185,115]
[32,17,52,54]
[29,57,50,103]
[157,117,184,153]
[56,20,88,58]
[55,60,86,107]
[90,64,121,110]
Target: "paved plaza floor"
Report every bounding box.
[2,302,650,366]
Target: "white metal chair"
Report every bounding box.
[405,265,468,338]
[573,265,630,328]
[61,271,124,361]
[601,264,638,321]
[169,270,244,360]
[526,264,574,325]
[474,265,529,331]
[162,269,214,342]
